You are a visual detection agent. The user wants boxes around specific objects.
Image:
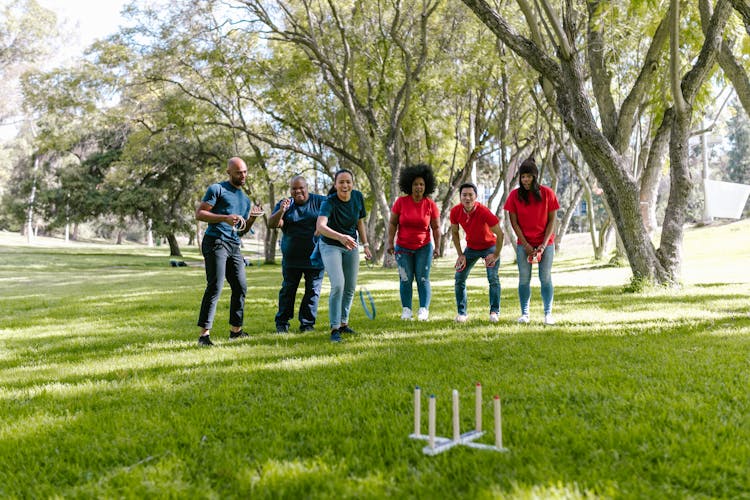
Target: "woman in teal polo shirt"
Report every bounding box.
[316,169,372,342]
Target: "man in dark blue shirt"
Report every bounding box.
[195,157,262,346]
[268,176,326,333]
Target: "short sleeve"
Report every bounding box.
[202,184,221,206]
[319,199,333,218]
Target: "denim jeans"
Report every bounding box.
[516,243,554,315]
[454,245,500,315]
[395,243,433,309]
[319,240,360,330]
[197,236,247,329]
[275,266,325,329]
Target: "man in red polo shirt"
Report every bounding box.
[450,183,504,323]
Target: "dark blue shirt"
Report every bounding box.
[202,181,251,244]
[274,193,326,268]
[319,190,367,248]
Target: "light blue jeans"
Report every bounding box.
[395,243,433,310]
[516,244,554,316]
[454,245,500,315]
[319,240,360,330]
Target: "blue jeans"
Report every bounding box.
[275,265,324,329]
[395,243,433,309]
[454,245,500,315]
[197,236,247,329]
[319,240,360,330]
[516,244,554,315]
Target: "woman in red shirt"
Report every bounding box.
[504,157,560,325]
[387,164,441,321]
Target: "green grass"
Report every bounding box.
[1,221,749,498]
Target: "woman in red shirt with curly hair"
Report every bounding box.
[387,164,441,321]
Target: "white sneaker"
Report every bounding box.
[455,314,468,323]
[544,314,555,325]
[417,307,429,321]
[401,307,413,320]
[517,315,530,324]
[489,312,499,323]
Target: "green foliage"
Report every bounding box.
[0,221,749,497]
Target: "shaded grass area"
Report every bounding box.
[0,242,749,498]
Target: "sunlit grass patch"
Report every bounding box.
[0,222,749,497]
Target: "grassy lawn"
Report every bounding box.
[0,221,749,498]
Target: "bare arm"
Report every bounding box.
[540,210,557,250]
[484,223,504,267]
[430,217,441,258]
[451,223,466,271]
[508,211,533,256]
[387,212,399,255]
[268,198,291,229]
[316,215,357,250]
[357,218,372,260]
[196,201,234,225]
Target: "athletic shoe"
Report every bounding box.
[198,335,214,346]
[517,315,530,324]
[330,330,343,343]
[275,325,289,334]
[229,330,249,339]
[401,307,413,320]
[544,314,556,325]
[489,312,499,323]
[455,314,468,323]
[417,307,429,321]
[299,325,315,333]
[339,325,357,335]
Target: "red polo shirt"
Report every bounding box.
[392,195,440,250]
[449,202,499,250]
[503,185,560,246]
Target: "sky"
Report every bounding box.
[0,1,128,139]
[37,0,129,59]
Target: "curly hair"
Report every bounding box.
[398,164,437,196]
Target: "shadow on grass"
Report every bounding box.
[2,316,749,497]
[2,246,749,497]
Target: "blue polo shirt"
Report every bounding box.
[274,193,326,269]
[319,190,367,248]
[202,181,251,244]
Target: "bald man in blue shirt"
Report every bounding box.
[195,157,262,346]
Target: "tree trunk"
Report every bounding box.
[553,56,668,282]
[639,111,671,237]
[166,233,182,257]
[556,185,584,251]
[264,220,277,264]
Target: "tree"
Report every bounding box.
[107,86,236,257]
[460,0,733,286]
[0,0,58,124]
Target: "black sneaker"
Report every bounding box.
[198,335,214,346]
[339,325,357,335]
[299,325,315,333]
[330,330,343,343]
[276,325,289,334]
[229,330,249,340]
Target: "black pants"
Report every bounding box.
[197,236,247,330]
[275,265,324,329]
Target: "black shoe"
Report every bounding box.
[276,325,289,334]
[330,330,343,343]
[299,325,315,333]
[198,335,214,346]
[339,325,357,335]
[229,330,249,340]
